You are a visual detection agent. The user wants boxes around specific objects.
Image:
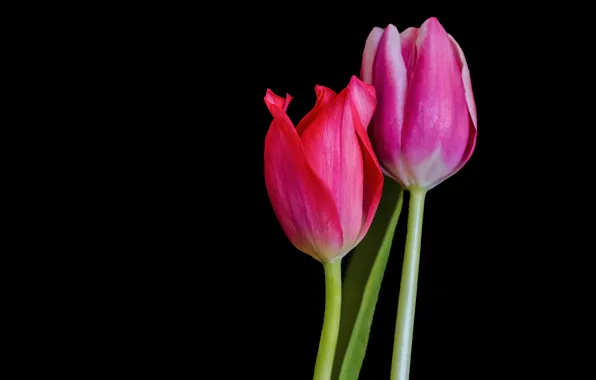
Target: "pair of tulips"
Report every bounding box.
[264,17,477,380]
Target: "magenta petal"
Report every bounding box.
[400,27,419,76]
[449,35,477,130]
[425,35,478,188]
[370,24,408,179]
[264,94,343,262]
[361,27,384,84]
[401,17,470,186]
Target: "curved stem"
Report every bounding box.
[313,259,342,380]
[390,187,427,380]
[337,183,404,380]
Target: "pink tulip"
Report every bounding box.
[361,17,477,190]
[264,76,384,263]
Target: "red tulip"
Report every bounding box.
[361,17,477,190]
[264,76,384,263]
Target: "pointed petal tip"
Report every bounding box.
[384,23,399,32]
[424,16,441,27]
[348,74,366,88]
[264,89,292,114]
[421,16,447,35]
[361,27,385,83]
[348,75,376,100]
[264,88,275,104]
[379,24,400,43]
[314,84,335,98]
[294,84,338,135]
[380,23,402,45]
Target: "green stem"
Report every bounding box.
[337,184,404,380]
[390,187,427,380]
[313,259,342,380]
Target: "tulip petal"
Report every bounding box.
[342,76,383,244]
[346,75,377,131]
[265,89,292,113]
[361,27,384,84]
[400,27,419,78]
[401,17,470,177]
[426,35,478,188]
[449,35,478,168]
[300,78,373,253]
[449,35,477,130]
[264,93,343,262]
[354,113,384,246]
[370,25,408,179]
[295,85,337,135]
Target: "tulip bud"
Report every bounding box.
[361,17,477,190]
[264,76,384,262]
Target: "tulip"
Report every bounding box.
[361,17,477,190]
[263,75,384,263]
[360,18,478,380]
[263,76,383,380]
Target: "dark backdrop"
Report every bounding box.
[107,3,578,379]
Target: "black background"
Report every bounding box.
[101,3,584,379]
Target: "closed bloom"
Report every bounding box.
[361,17,477,190]
[264,76,384,263]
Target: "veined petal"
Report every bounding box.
[449,35,477,130]
[361,27,384,84]
[264,92,343,262]
[426,35,478,188]
[400,27,418,78]
[401,17,470,176]
[295,85,337,136]
[345,76,383,245]
[299,82,367,253]
[370,24,408,176]
[346,75,377,131]
[265,89,292,113]
[353,113,384,246]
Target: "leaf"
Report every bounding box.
[333,178,404,380]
